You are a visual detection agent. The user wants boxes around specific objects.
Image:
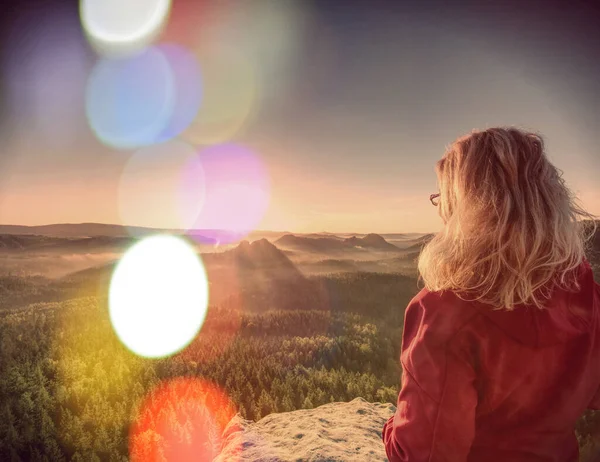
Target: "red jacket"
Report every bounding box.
[382,258,600,461]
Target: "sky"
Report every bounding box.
[0,0,598,234]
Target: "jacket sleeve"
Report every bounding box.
[382,296,478,462]
[589,386,600,410]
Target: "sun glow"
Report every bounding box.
[109,235,209,358]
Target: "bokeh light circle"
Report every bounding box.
[118,140,206,235]
[86,47,175,149]
[194,1,306,106]
[109,235,209,358]
[187,144,271,245]
[155,43,203,142]
[80,0,172,56]
[182,46,258,145]
[130,377,240,462]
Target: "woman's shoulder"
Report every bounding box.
[404,287,481,347]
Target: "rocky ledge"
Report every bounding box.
[214,398,395,461]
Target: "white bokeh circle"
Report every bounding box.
[109,235,209,358]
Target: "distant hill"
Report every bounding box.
[58,236,134,251]
[275,235,351,252]
[204,238,299,272]
[0,223,434,245]
[0,234,52,250]
[0,223,283,242]
[0,234,135,252]
[62,238,318,312]
[64,237,300,279]
[343,233,401,251]
[304,233,344,240]
[380,233,424,240]
[275,233,400,253]
[404,233,435,252]
[202,239,313,311]
[0,223,161,238]
[401,250,421,262]
[247,230,293,240]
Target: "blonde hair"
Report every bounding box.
[417,126,598,311]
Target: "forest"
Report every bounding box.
[1,270,599,460]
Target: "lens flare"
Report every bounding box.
[80,0,172,56]
[130,377,240,462]
[196,1,307,104]
[181,46,257,145]
[187,144,270,245]
[86,47,175,149]
[158,0,213,47]
[155,43,203,142]
[109,235,209,358]
[117,140,206,234]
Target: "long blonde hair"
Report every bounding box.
[417,126,598,311]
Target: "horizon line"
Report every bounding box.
[0,221,436,236]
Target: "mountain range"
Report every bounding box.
[59,238,319,313]
[0,234,133,252]
[275,233,402,253]
[0,223,286,241]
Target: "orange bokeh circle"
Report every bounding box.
[129,377,240,461]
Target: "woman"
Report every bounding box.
[382,127,600,462]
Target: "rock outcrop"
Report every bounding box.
[214,398,395,462]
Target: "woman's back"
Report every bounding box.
[467,258,600,460]
[383,258,600,461]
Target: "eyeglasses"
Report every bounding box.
[430,193,440,206]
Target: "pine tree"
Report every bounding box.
[257,390,273,418]
[301,396,313,410]
[251,403,261,422]
[280,395,294,413]
[237,404,247,420]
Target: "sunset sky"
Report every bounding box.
[0,0,598,234]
